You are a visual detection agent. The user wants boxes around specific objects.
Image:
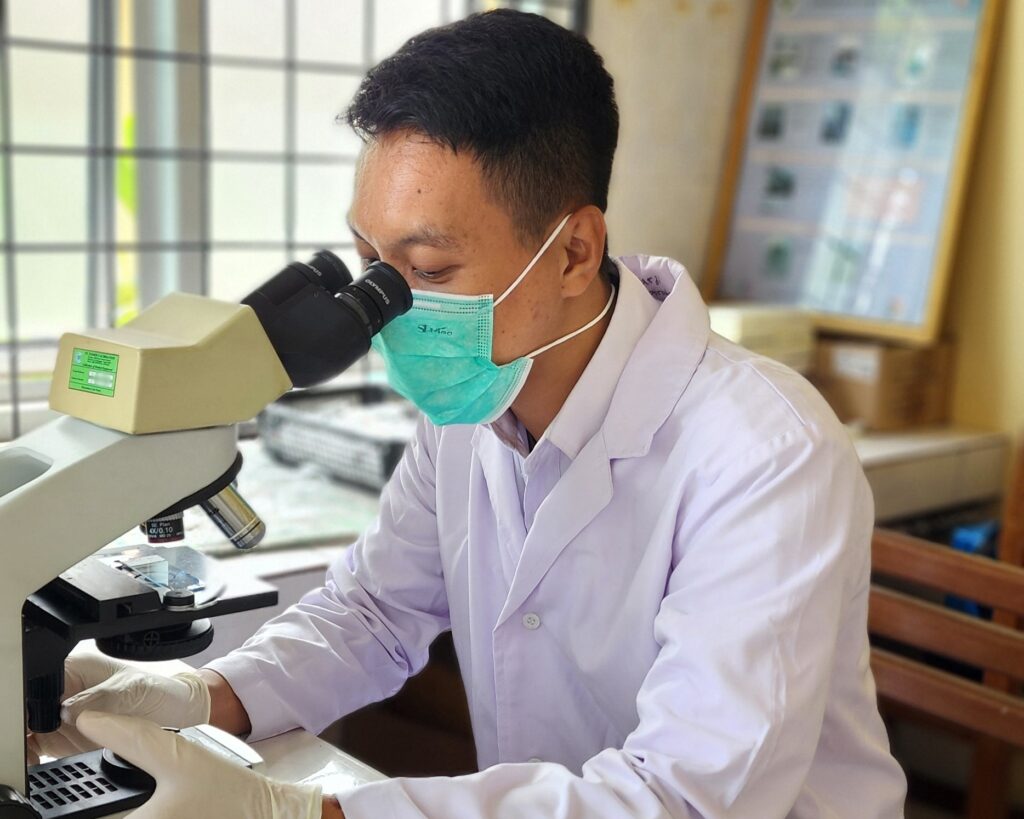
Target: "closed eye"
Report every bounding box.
[413,267,450,280]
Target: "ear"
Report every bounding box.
[559,206,608,299]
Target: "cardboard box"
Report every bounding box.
[709,303,815,374]
[813,339,952,431]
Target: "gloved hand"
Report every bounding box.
[76,710,323,819]
[27,651,210,762]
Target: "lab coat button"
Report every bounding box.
[522,612,541,630]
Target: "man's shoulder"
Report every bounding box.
[665,332,854,471]
[423,333,853,475]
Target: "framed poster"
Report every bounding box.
[702,0,1003,344]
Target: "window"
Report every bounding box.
[0,0,585,440]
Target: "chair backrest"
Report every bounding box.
[869,528,1024,747]
[996,437,1024,568]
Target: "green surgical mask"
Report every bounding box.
[371,213,615,426]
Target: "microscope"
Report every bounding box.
[0,252,411,818]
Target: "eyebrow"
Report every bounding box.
[347,219,462,252]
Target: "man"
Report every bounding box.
[38,10,907,818]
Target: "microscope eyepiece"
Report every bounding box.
[306,249,354,291]
[337,260,412,336]
[242,251,412,388]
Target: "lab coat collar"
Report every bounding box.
[477,255,709,463]
[603,255,710,459]
[486,412,530,456]
[482,255,678,458]
[542,259,659,460]
[484,258,661,460]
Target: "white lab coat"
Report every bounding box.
[207,255,907,817]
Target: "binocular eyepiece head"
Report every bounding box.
[242,250,412,388]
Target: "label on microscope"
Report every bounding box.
[69,347,119,397]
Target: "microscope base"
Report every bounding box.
[26,751,152,819]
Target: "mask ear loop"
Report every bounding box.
[493,212,574,308]
[523,283,616,360]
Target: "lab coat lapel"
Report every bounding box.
[471,427,528,580]
[604,256,711,459]
[495,432,613,627]
[485,255,709,626]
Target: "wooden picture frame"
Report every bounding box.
[701,0,1004,345]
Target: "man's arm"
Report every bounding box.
[97,668,346,817]
[196,668,251,736]
[201,414,449,742]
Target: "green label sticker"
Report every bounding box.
[69,348,119,398]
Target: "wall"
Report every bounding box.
[944,0,1024,443]
[588,0,752,280]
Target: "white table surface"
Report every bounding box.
[851,426,1009,466]
[850,426,1010,521]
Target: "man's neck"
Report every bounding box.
[509,275,615,444]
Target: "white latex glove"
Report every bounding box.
[76,710,323,819]
[28,652,210,761]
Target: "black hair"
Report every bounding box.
[345,9,619,255]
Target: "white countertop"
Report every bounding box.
[850,426,1009,467]
[850,426,1010,521]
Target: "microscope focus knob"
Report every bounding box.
[100,748,157,790]
[96,619,214,662]
[25,670,63,734]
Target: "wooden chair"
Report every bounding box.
[973,439,1024,818]
[870,527,1024,817]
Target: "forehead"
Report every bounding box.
[350,132,512,245]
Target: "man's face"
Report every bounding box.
[348,130,568,366]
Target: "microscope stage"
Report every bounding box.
[25,546,277,651]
